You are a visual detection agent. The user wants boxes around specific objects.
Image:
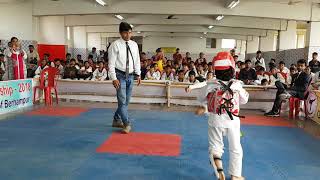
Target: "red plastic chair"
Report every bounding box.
[33,67,59,105]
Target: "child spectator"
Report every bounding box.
[161,65,175,81]
[92,61,109,81]
[278,61,289,83]
[206,71,214,81]
[239,60,257,85]
[175,70,186,82]
[78,61,93,80]
[34,59,49,78]
[63,59,78,79]
[269,66,285,86]
[261,79,269,86]
[0,54,5,81]
[287,66,297,85]
[88,55,96,71]
[255,67,269,85]
[197,64,206,79]
[188,70,199,84]
[53,59,64,78]
[145,63,161,80]
[140,60,149,80]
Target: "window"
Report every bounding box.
[206,38,217,48]
[221,39,236,49]
[296,34,305,48]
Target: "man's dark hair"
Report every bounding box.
[54,58,60,62]
[261,79,268,85]
[240,62,245,66]
[88,55,93,59]
[77,54,81,57]
[215,67,234,81]
[270,66,277,71]
[279,61,285,65]
[297,59,307,66]
[70,58,76,62]
[178,70,184,74]
[257,50,262,54]
[165,65,171,69]
[0,54,4,58]
[10,37,18,42]
[189,71,196,77]
[245,59,251,64]
[119,22,132,33]
[208,62,212,66]
[233,55,238,58]
[156,48,162,53]
[176,48,180,51]
[290,66,297,71]
[257,67,265,72]
[313,52,318,56]
[28,45,34,48]
[141,52,146,55]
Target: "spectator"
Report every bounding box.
[65,53,72,64]
[269,66,285,86]
[175,70,186,82]
[233,55,239,63]
[140,60,149,80]
[161,65,175,81]
[183,52,191,63]
[195,52,207,65]
[78,61,93,80]
[187,70,199,84]
[53,59,64,78]
[9,37,27,79]
[92,61,109,81]
[89,47,98,62]
[287,66,297,85]
[34,59,49,78]
[88,55,96,71]
[309,52,320,73]
[27,45,40,71]
[239,60,257,85]
[145,63,161,80]
[251,51,266,69]
[0,54,5,81]
[265,59,311,117]
[279,61,289,74]
[206,71,214,81]
[208,62,214,73]
[261,79,269,86]
[230,49,236,56]
[196,64,206,79]
[64,59,78,79]
[255,67,269,85]
[140,52,148,61]
[173,48,182,62]
[76,54,84,66]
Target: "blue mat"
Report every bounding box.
[0,108,319,180]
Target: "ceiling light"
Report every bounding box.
[115,14,124,20]
[216,15,224,21]
[130,24,134,28]
[96,0,106,6]
[208,25,214,29]
[203,32,207,35]
[226,0,240,9]
[200,37,203,39]
[137,31,141,34]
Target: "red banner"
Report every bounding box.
[38,44,67,62]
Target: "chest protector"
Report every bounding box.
[207,80,244,120]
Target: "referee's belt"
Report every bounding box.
[115,68,135,76]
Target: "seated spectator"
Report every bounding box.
[251,50,266,69]
[265,59,311,117]
[309,52,320,73]
[239,60,257,85]
[34,59,49,78]
[173,48,182,62]
[140,60,149,80]
[206,71,214,81]
[76,54,84,66]
[92,61,109,81]
[88,55,96,71]
[305,66,316,85]
[287,66,297,85]
[175,70,186,82]
[269,66,285,86]
[78,61,93,80]
[53,59,64,78]
[161,65,175,81]
[268,62,276,71]
[65,53,72,64]
[195,52,207,65]
[207,62,213,72]
[235,61,242,74]
[290,64,297,69]
[140,52,148,61]
[196,64,206,79]
[233,55,239,63]
[255,67,269,85]
[261,79,269,86]
[145,63,161,80]
[0,54,5,81]
[183,52,191,63]
[187,70,199,84]
[203,63,209,74]
[279,61,289,74]
[63,59,78,79]
[166,60,173,67]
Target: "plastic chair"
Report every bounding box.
[33,67,59,105]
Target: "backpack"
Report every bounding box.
[206,80,244,120]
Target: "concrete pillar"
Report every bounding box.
[306,21,320,60]
[87,33,102,50]
[38,16,65,45]
[260,31,277,52]
[246,36,259,54]
[279,20,297,50]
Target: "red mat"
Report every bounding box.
[97,132,181,157]
[27,107,88,117]
[241,115,295,127]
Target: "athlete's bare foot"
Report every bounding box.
[231,175,245,180]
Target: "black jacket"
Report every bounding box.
[290,71,311,95]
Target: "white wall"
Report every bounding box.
[260,31,277,52]
[73,26,87,49]
[0,1,33,40]
[38,16,65,45]
[279,20,297,50]
[246,36,259,54]
[87,33,102,50]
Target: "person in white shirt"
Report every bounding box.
[34,59,49,78]
[108,22,141,134]
[161,65,175,81]
[52,59,64,78]
[187,70,199,84]
[92,61,109,81]
[251,51,266,70]
[255,67,270,85]
[145,63,161,80]
[89,47,98,63]
[175,70,186,82]
[269,67,286,86]
[78,61,93,80]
